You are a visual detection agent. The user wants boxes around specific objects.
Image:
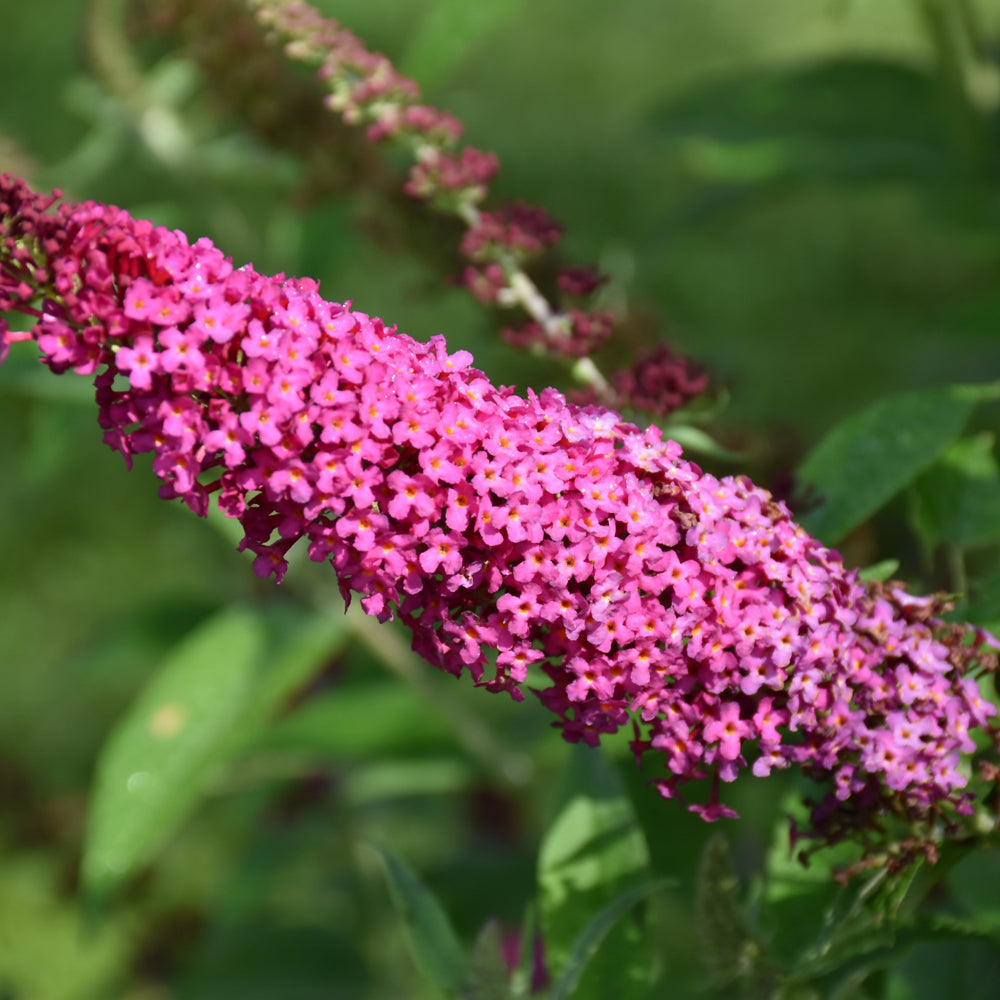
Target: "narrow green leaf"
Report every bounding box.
[858,558,900,583]
[547,878,671,1000]
[369,845,468,998]
[82,601,347,904]
[797,384,997,545]
[663,423,745,462]
[537,744,653,997]
[257,681,453,758]
[790,912,1000,993]
[777,839,939,990]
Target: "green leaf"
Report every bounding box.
[770,823,947,992]
[797,383,1000,545]
[884,935,1000,1000]
[651,58,957,184]
[947,848,1000,933]
[759,792,860,965]
[369,844,468,998]
[257,681,453,758]
[400,0,528,90]
[964,563,1000,631]
[792,912,1000,997]
[858,559,900,583]
[0,850,128,1000]
[662,423,745,462]
[537,744,654,998]
[548,878,671,1000]
[82,601,348,904]
[910,433,1000,552]
[342,758,473,806]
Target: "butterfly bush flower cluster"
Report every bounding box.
[2,174,998,842]
[240,0,707,411]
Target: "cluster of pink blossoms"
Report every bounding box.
[572,344,710,420]
[2,173,998,833]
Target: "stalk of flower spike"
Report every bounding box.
[2,173,997,849]
[238,0,708,415]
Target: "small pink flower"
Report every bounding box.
[115,335,158,389]
[703,702,750,761]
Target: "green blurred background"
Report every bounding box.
[3,1,1000,997]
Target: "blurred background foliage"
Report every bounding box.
[4,0,1000,997]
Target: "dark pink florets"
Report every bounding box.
[593,344,710,418]
[2,173,997,836]
[404,147,500,201]
[461,202,563,260]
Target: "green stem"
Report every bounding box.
[946,544,968,608]
[244,0,617,399]
[85,0,147,113]
[345,603,535,791]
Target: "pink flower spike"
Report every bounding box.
[3,171,998,849]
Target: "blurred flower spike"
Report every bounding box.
[246,0,705,414]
